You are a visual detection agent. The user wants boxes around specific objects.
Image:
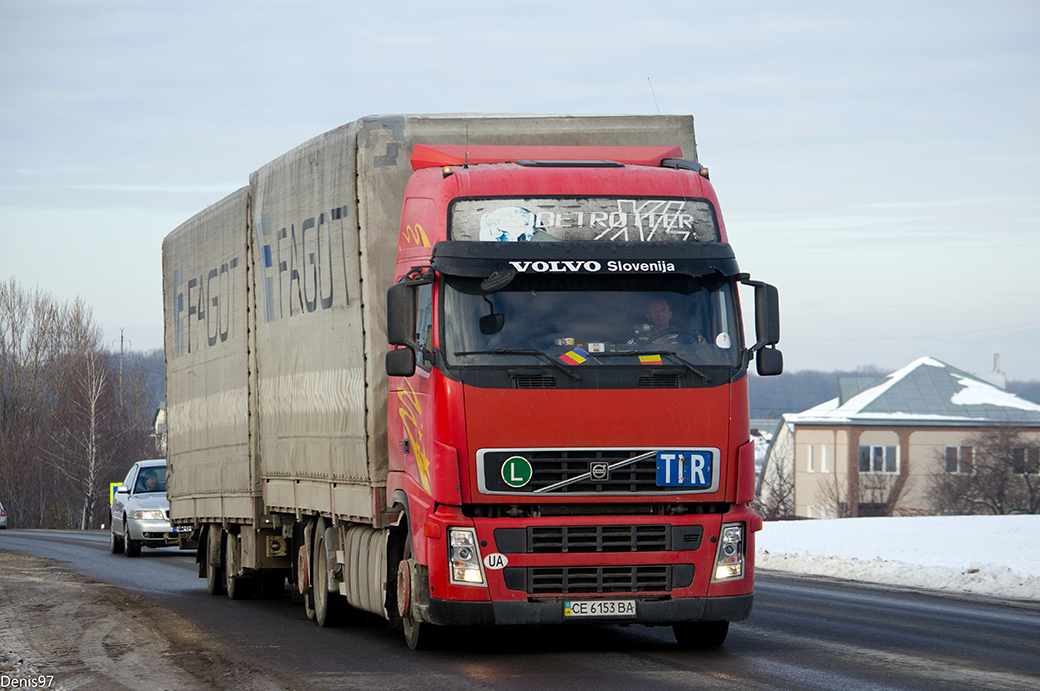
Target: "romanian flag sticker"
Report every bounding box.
[559,347,588,365]
[639,354,663,365]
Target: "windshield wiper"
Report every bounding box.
[593,351,711,383]
[454,349,582,381]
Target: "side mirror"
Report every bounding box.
[386,347,416,377]
[754,283,780,347]
[387,283,416,346]
[756,347,784,376]
[115,485,129,495]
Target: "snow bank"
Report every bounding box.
[755,514,1040,601]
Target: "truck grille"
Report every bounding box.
[482,449,660,494]
[495,525,702,554]
[532,525,667,552]
[502,564,694,594]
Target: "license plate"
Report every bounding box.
[175,526,191,532]
[564,600,636,617]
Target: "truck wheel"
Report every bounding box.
[206,557,225,595]
[225,568,254,599]
[225,533,255,600]
[123,518,141,557]
[110,522,124,554]
[313,519,346,626]
[673,621,729,648]
[399,534,431,650]
[298,542,316,620]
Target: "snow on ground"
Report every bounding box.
[755,514,1040,601]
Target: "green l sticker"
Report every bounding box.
[501,456,533,488]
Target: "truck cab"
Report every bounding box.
[384,144,781,647]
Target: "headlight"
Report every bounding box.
[713,523,745,581]
[448,527,485,586]
[132,510,166,520]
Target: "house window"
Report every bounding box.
[859,445,898,474]
[944,446,973,474]
[807,445,814,473]
[1011,447,1040,475]
[821,444,830,473]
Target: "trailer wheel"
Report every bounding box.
[313,518,346,626]
[400,533,431,650]
[225,533,255,600]
[123,517,141,557]
[206,534,226,596]
[109,521,124,554]
[673,621,729,648]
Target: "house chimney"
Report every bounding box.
[975,353,1006,390]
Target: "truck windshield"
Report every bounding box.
[443,273,741,369]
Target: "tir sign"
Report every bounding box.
[656,450,713,488]
[502,456,533,488]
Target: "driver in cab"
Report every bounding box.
[633,299,706,345]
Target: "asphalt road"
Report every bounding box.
[2,529,1038,690]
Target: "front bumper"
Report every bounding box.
[127,518,181,545]
[425,592,753,626]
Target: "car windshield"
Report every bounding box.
[135,466,167,493]
[443,273,741,369]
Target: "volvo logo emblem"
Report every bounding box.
[590,461,609,481]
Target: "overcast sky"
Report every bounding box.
[2,0,1038,380]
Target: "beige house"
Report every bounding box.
[758,357,1040,518]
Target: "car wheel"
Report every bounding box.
[123,519,141,557]
[109,522,124,554]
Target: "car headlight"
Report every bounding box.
[132,510,166,520]
[713,523,745,581]
[448,527,485,586]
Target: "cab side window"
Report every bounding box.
[414,282,434,370]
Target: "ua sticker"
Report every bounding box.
[483,553,508,570]
[501,456,533,488]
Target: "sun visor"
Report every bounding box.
[431,241,740,280]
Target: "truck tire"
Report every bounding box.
[110,522,124,554]
[673,620,729,648]
[225,532,255,600]
[313,518,346,626]
[400,533,431,650]
[123,517,140,557]
[206,530,226,596]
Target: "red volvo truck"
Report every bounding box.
[162,114,782,650]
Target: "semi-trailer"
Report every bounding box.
[162,114,783,649]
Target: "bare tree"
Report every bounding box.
[1,279,156,529]
[929,425,1040,515]
[816,470,852,518]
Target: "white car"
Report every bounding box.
[0,500,7,528]
[110,459,183,556]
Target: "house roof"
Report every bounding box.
[787,356,1040,427]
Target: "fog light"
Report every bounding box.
[713,523,745,581]
[449,527,485,586]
